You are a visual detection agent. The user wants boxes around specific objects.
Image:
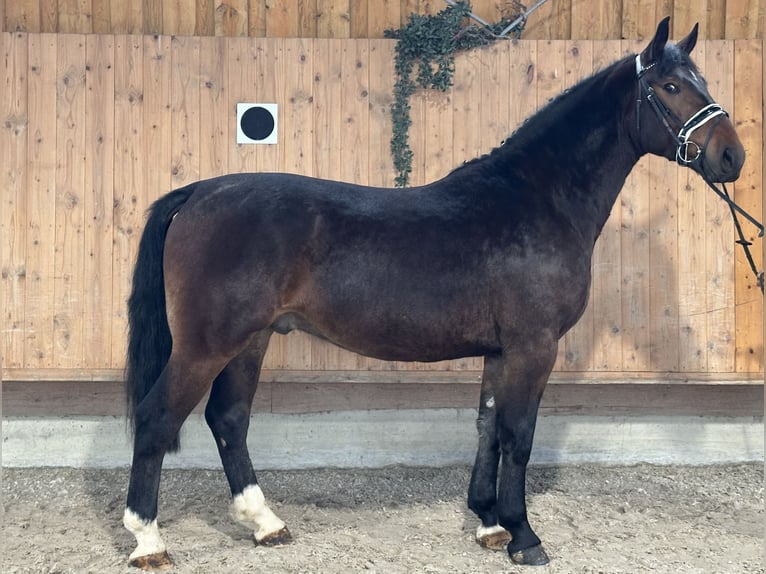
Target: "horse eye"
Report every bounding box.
[663,83,679,94]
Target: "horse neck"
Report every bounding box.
[500,58,643,244]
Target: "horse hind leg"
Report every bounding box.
[204,331,292,547]
[468,353,512,551]
[123,351,230,570]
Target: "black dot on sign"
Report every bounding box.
[241,106,275,141]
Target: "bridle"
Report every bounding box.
[635,54,764,293]
[635,55,729,167]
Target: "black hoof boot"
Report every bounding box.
[509,543,550,566]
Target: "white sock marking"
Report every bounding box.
[476,523,507,540]
[123,508,166,560]
[231,484,286,542]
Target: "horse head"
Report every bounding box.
[635,16,745,183]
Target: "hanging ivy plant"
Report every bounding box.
[385,1,525,187]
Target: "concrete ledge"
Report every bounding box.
[3,410,763,468]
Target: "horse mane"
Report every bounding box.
[450,53,636,177]
[450,42,701,180]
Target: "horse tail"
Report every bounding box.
[126,184,195,452]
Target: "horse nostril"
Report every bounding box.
[722,147,734,169]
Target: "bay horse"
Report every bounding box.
[123,18,744,569]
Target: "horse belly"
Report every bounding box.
[290,268,499,363]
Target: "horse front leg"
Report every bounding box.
[494,335,558,566]
[204,332,292,547]
[467,353,512,550]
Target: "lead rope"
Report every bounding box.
[705,179,764,293]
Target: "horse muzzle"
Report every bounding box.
[699,139,745,183]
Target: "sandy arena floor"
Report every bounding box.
[2,464,763,573]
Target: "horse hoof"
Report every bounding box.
[128,550,173,570]
[509,544,550,566]
[475,525,512,551]
[257,526,293,546]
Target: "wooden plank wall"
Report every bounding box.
[1,34,762,383]
[1,1,764,39]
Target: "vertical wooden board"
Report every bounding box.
[676,44,708,372]
[340,39,369,184]
[1,32,28,368]
[733,39,763,372]
[673,1,709,40]
[317,0,350,38]
[195,0,214,35]
[367,39,395,187]
[40,0,57,34]
[24,34,57,369]
[590,40,624,371]
[522,0,571,40]
[507,40,537,133]
[110,0,143,33]
[559,40,595,372]
[199,36,228,180]
[58,0,93,33]
[83,34,115,368]
[226,37,259,174]
[111,35,143,367]
[141,0,162,34]
[480,43,509,156]
[621,155,653,372]
[6,0,40,32]
[298,0,318,37]
[366,0,400,37]
[266,0,298,37]
[215,0,248,36]
[619,39,652,372]
[281,38,314,177]
[570,0,620,39]
[725,0,761,39]
[706,0,726,39]
[142,35,171,202]
[247,0,267,36]
[170,36,200,189]
[703,40,735,372]
[349,0,367,38]
[534,41,566,112]
[647,154,679,371]
[452,48,483,165]
[162,0,197,36]
[53,34,87,368]
[622,0,663,40]
[91,0,111,33]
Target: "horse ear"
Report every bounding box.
[676,23,699,54]
[641,16,670,65]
